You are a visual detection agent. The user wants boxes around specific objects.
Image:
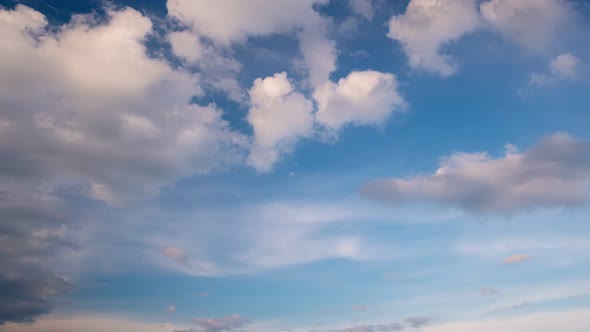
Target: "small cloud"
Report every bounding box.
[168,305,176,313]
[349,0,374,21]
[512,301,529,309]
[404,317,431,328]
[161,246,189,266]
[353,305,367,312]
[503,253,530,265]
[480,287,499,296]
[529,72,552,87]
[550,53,580,79]
[529,52,582,87]
[198,292,209,297]
[192,313,250,332]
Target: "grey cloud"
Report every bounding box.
[361,133,590,214]
[0,185,74,324]
[190,314,250,332]
[512,301,529,309]
[320,322,405,332]
[480,287,499,296]
[403,317,431,328]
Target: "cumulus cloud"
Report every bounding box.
[166,0,324,45]
[0,5,246,205]
[169,30,203,63]
[503,253,531,265]
[480,0,571,53]
[314,70,406,133]
[550,53,581,79]
[247,72,314,171]
[191,314,249,332]
[361,133,590,214]
[387,0,480,76]
[166,0,335,88]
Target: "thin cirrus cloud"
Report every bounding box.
[361,133,590,214]
[503,254,531,265]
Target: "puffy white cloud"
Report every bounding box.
[361,133,590,213]
[167,0,336,89]
[247,72,314,171]
[550,52,581,79]
[169,30,203,63]
[480,0,570,52]
[0,5,247,205]
[314,70,406,132]
[166,0,325,45]
[387,0,480,76]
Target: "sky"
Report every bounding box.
[0,0,590,331]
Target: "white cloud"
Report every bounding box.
[480,0,570,53]
[166,0,325,45]
[528,72,553,87]
[298,18,338,89]
[387,0,480,76]
[247,72,314,171]
[361,133,590,213]
[502,253,531,265]
[161,247,189,265]
[550,52,581,79]
[529,52,582,87]
[314,70,406,133]
[0,5,246,205]
[349,0,374,21]
[167,0,335,89]
[169,30,203,63]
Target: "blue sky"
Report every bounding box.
[0,0,590,331]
